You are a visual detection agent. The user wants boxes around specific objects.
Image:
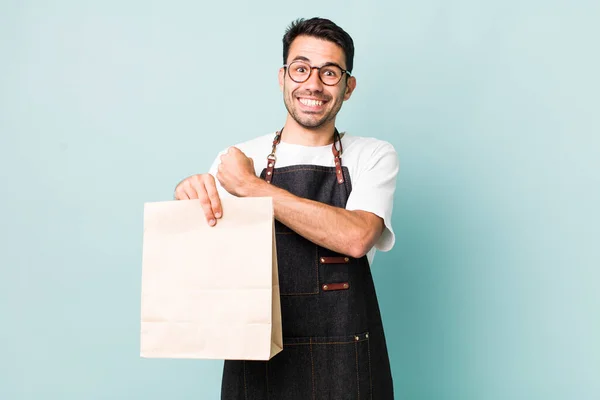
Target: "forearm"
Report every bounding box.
[242,178,381,258]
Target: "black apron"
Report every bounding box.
[221,129,394,399]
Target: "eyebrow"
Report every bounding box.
[290,56,346,71]
[291,56,311,63]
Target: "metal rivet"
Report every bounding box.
[268,163,273,167]
[354,336,359,341]
[267,171,271,175]
[320,258,325,263]
[338,179,343,183]
[323,285,328,290]
[343,283,349,289]
[266,181,271,184]
[365,333,369,339]
[344,257,349,262]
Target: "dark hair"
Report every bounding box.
[282,17,355,73]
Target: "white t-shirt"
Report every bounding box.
[208,132,399,266]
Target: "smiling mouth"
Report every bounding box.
[298,98,328,108]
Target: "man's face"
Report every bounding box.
[279,35,356,130]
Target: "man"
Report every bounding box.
[175,17,398,399]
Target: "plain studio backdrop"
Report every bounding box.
[1,1,598,399]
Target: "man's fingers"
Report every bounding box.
[204,175,222,219]
[195,182,216,226]
[175,184,190,200]
[183,180,200,200]
[174,174,222,225]
[220,147,234,160]
[222,146,243,157]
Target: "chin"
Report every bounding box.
[293,111,330,128]
[297,118,328,129]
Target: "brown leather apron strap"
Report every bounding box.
[332,135,344,184]
[321,282,350,291]
[264,128,344,184]
[319,256,350,264]
[264,131,281,184]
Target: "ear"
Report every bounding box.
[343,76,357,101]
[278,67,285,92]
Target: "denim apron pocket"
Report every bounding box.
[266,333,372,399]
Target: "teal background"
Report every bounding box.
[1,1,598,399]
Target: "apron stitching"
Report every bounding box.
[268,167,340,174]
[281,292,319,296]
[315,246,319,294]
[355,341,360,400]
[310,338,316,400]
[285,339,368,346]
[243,361,248,400]
[344,169,350,193]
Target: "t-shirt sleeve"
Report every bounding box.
[345,142,399,252]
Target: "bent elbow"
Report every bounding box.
[346,234,373,259]
[347,246,368,259]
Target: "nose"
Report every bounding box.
[302,67,324,92]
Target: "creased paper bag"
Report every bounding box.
[140,197,282,360]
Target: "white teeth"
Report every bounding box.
[300,98,323,107]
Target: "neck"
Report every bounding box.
[280,114,336,146]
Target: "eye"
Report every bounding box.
[322,67,340,77]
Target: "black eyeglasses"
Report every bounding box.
[283,60,350,86]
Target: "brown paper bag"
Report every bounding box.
[140,197,282,360]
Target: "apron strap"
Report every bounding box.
[264,131,281,184]
[332,131,344,184]
[264,128,344,184]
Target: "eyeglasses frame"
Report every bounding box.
[283,60,351,86]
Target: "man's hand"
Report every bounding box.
[173,147,258,226]
[216,147,259,197]
[174,174,222,226]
